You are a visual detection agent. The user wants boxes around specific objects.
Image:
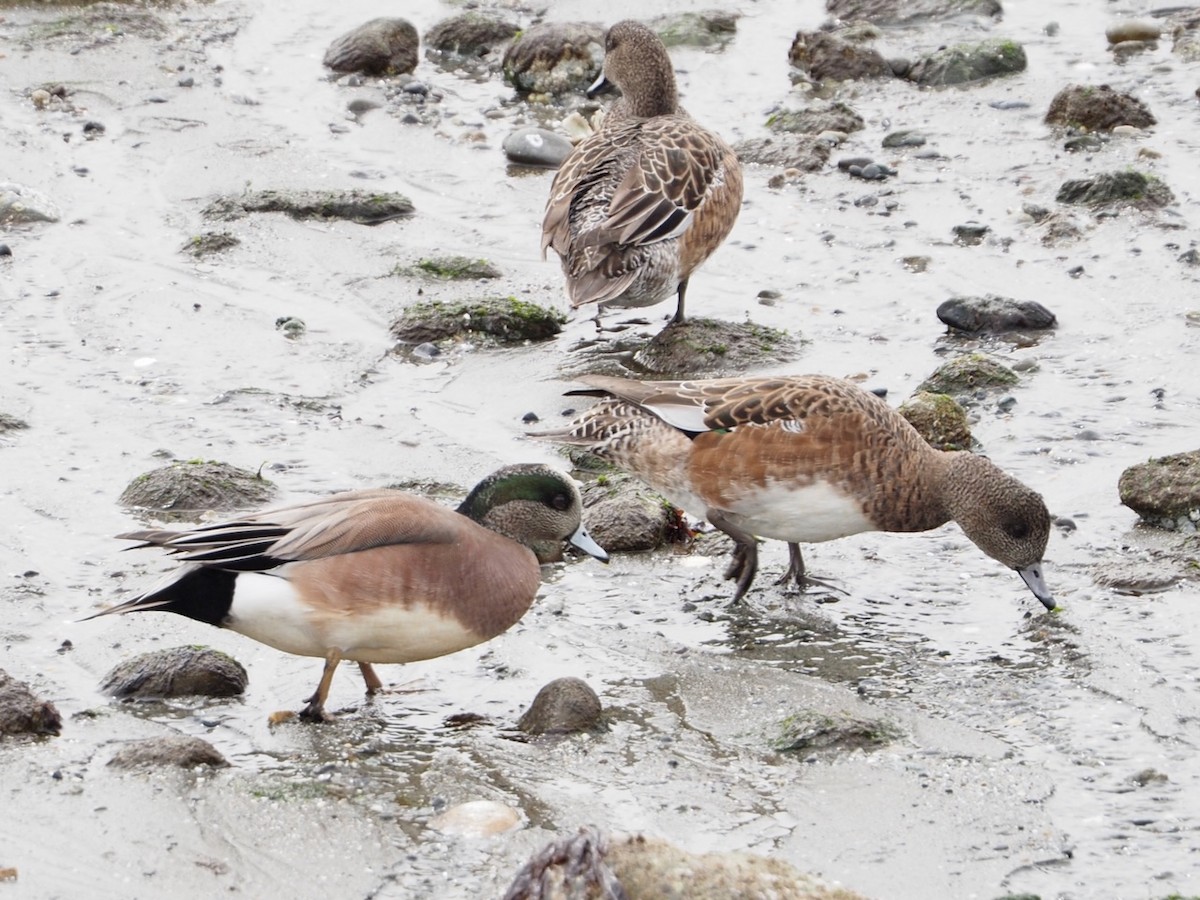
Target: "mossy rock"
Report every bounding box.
[1118,450,1200,531]
[1056,170,1175,209]
[390,297,565,345]
[0,412,29,433]
[769,709,901,755]
[899,391,973,451]
[181,231,240,258]
[395,255,502,280]
[203,189,414,225]
[579,473,678,552]
[1044,84,1156,132]
[766,100,864,135]
[425,11,520,59]
[917,353,1018,399]
[501,22,605,95]
[633,318,800,378]
[906,38,1027,86]
[649,11,739,48]
[119,460,276,519]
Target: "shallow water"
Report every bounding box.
[3,0,1200,897]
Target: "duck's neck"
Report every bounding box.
[864,444,955,533]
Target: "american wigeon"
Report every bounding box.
[86,464,608,721]
[542,20,743,325]
[532,374,1054,608]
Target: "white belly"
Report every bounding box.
[226,573,481,664]
[716,478,875,543]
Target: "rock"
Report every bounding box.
[502,127,574,168]
[504,827,868,900]
[100,647,249,699]
[1045,84,1155,132]
[275,316,306,339]
[502,22,605,96]
[180,231,240,258]
[1180,248,1200,267]
[0,669,62,737]
[0,182,60,225]
[731,134,831,171]
[770,709,900,755]
[1119,451,1200,531]
[323,17,419,76]
[827,0,1001,26]
[649,11,739,48]
[906,38,1027,86]
[952,223,988,246]
[917,354,1018,399]
[203,189,414,225]
[1171,9,1200,62]
[937,295,1057,333]
[882,129,926,148]
[788,30,892,82]
[1055,170,1174,209]
[517,677,603,736]
[899,392,973,451]
[1091,562,1182,594]
[580,475,676,552]
[390,297,565,346]
[767,100,864,135]
[108,735,229,770]
[118,460,276,518]
[425,11,519,61]
[1106,20,1161,44]
[430,800,522,837]
[397,256,503,280]
[0,412,29,434]
[632,318,800,379]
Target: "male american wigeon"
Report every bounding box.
[542,20,743,325]
[86,464,608,721]
[532,375,1054,608]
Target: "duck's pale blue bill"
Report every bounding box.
[569,523,609,562]
[1018,563,1055,610]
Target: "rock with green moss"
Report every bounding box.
[1045,84,1155,132]
[501,22,605,96]
[396,255,502,280]
[1056,170,1174,209]
[506,827,869,900]
[579,473,678,552]
[119,460,276,519]
[100,647,249,699]
[900,391,973,451]
[203,189,414,225]
[917,354,1018,399]
[731,134,831,171]
[766,100,864,135]
[1118,450,1200,532]
[907,38,1026,86]
[425,10,520,62]
[0,412,29,434]
[181,231,240,258]
[649,11,739,48]
[390,297,565,346]
[633,318,800,378]
[770,709,901,756]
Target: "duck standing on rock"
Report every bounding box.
[86,464,608,721]
[532,375,1054,609]
[542,20,743,325]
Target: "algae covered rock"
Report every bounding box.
[649,11,739,48]
[396,255,502,280]
[907,38,1026,86]
[633,318,800,379]
[1045,84,1155,132]
[1056,170,1174,209]
[580,474,678,552]
[917,354,1018,398]
[502,22,605,96]
[1118,450,1200,532]
[770,708,902,756]
[203,189,414,225]
[119,460,275,519]
[390,297,565,346]
[899,391,973,451]
[425,11,519,61]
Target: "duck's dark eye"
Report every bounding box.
[551,493,570,511]
[1005,521,1030,540]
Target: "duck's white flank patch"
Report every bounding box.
[721,478,874,543]
[227,573,479,664]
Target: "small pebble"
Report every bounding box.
[31,89,50,109]
[82,120,105,134]
[522,411,539,424]
[0,244,11,258]
[178,75,194,88]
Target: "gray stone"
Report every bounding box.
[517,677,603,736]
[937,295,1057,332]
[0,669,61,737]
[108,735,229,769]
[907,38,1026,86]
[580,475,676,552]
[1056,171,1174,209]
[425,11,519,60]
[649,11,739,48]
[100,647,249,699]
[767,101,864,135]
[789,30,892,83]
[0,182,60,225]
[323,17,419,76]
[502,127,574,168]
[732,134,831,171]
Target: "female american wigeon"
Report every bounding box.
[87,464,607,721]
[532,375,1054,609]
[541,20,743,325]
